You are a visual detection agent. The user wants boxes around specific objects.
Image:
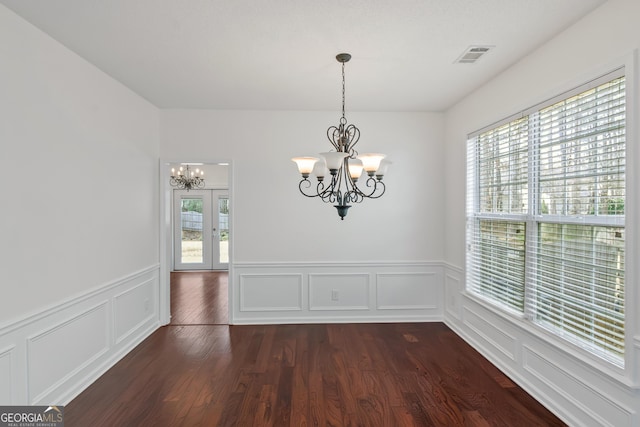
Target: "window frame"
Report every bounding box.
[466,67,629,368]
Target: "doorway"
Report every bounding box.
[160,160,232,325]
[169,271,228,324]
[173,189,229,270]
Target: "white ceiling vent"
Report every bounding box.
[455,46,493,64]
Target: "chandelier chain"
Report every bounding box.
[341,61,346,123]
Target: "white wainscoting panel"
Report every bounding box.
[240,274,302,311]
[114,278,155,344]
[522,345,633,427]
[443,263,640,427]
[462,306,518,363]
[233,262,443,324]
[376,272,437,310]
[27,303,109,403]
[0,346,13,403]
[444,267,463,320]
[0,265,160,406]
[309,273,369,311]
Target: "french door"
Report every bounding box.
[173,189,229,270]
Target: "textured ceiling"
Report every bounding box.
[1,0,606,111]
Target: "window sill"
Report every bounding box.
[460,290,638,390]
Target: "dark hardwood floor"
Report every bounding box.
[170,271,228,325]
[65,272,565,426]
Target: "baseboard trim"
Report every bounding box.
[0,265,161,405]
[443,263,639,427]
[232,314,443,325]
[56,320,160,405]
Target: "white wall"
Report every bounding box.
[161,109,445,263]
[0,5,161,405]
[444,0,640,268]
[11,0,636,416]
[161,110,447,323]
[443,0,640,425]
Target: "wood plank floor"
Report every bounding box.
[170,271,228,325]
[65,272,566,426]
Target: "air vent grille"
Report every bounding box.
[455,46,493,64]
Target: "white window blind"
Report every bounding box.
[466,72,626,363]
[467,116,529,313]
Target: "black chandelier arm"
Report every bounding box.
[297,178,340,203]
[327,124,361,157]
[344,124,360,153]
[358,176,386,199]
[323,171,345,204]
[326,126,342,151]
[344,189,363,204]
[319,186,338,203]
[297,178,323,198]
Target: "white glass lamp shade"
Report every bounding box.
[312,158,329,179]
[347,159,364,180]
[357,153,386,173]
[320,151,349,171]
[291,157,319,176]
[376,158,391,178]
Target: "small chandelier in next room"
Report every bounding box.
[292,53,389,220]
[170,165,205,191]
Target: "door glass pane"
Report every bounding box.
[218,196,229,264]
[181,199,203,263]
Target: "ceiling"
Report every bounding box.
[1,0,606,112]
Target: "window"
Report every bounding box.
[466,71,626,364]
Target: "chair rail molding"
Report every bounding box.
[0,265,161,405]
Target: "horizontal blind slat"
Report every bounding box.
[466,74,626,363]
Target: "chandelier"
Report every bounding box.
[170,165,205,191]
[292,53,389,220]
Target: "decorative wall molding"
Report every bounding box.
[0,265,160,405]
[443,263,640,427]
[522,345,633,427]
[376,272,437,310]
[462,306,518,362]
[113,277,156,344]
[0,346,14,404]
[27,302,110,404]
[234,261,443,268]
[3,258,636,425]
[310,273,370,311]
[239,274,303,312]
[0,266,158,335]
[232,261,443,324]
[442,263,463,324]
